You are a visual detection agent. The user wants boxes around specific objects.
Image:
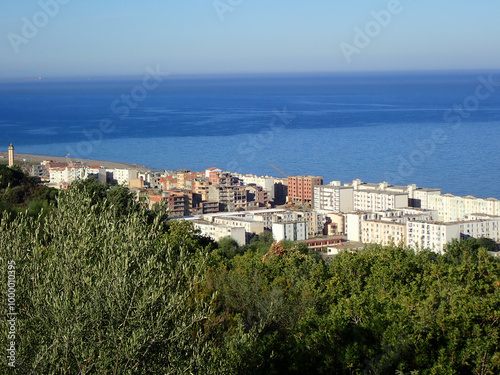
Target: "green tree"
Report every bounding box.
[0,181,220,374]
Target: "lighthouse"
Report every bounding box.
[8,143,14,167]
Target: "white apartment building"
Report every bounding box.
[345,180,441,209]
[192,220,246,246]
[212,216,265,237]
[428,194,500,222]
[355,212,499,254]
[110,168,138,185]
[313,183,353,212]
[406,221,461,254]
[346,213,372,242]
[353,190,408,212]
[461,215,500,242]
[251,209,293,229]
[49,165,86,186]
[346,209,437,242]
[272,221,308,242]
[235,174,276,200]
[85,167,106,184]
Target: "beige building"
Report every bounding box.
[193,178,210,201]
[362,220,406,247]
[324,213,345,235]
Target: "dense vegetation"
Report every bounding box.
[0,164,58,219]
[1,176,499,374]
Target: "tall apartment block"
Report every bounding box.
[287,175,323,207]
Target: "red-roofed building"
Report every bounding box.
[205,167,222,178]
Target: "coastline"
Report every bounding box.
[0,152,147,170]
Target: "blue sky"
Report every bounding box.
[1,0,499,78]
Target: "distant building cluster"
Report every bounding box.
[6,141,499,255]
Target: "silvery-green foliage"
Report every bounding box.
[0,184,218,374]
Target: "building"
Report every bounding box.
[86,166,107,184]
[49,164,86,186]
[345,208,437,242]
[212,216,265,242]
[353,189,408,212]
[362,220,406,247]
[192,201,220,215]
[324,213,345,235]
[176,171,200,189]
[30,164,49,181]
[461,214,500,242]
[427,193,500,222]
[128,177,145,189]
[208,185,248,212]
[236,174,276,201]
[193,178,210,201]
[147,189,190,217]
[406,221,461,254]
[159,176,178,191]
[299,236,343,252]
[287,176,323,207]
[343,180,441,209]
[110,168,138,185]
[272,221,308,242]
[313,182,354,212]
[273,178,288,205]
[8,143,14,167]
[192,220,246,246]
[313,180,440,213]
[205,167,222,178]
[245,185,270,209]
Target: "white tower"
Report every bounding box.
[8,143,14,167]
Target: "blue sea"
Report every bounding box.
[1,71,499,199]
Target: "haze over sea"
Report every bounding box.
[1,71,499,199]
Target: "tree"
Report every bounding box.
[217,236,241,259]
[0,181,220,374]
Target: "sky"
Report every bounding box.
[0,0,499,78]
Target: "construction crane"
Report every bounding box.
[268,163,288,178]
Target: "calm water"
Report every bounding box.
[1,72,499,198]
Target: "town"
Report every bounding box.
[5,143,500,255]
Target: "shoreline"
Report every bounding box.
[0,152,148,170]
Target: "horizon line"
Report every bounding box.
[1,68,500,83]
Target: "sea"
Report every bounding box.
[1,71,499,199]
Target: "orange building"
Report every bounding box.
[287,176,323,207]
